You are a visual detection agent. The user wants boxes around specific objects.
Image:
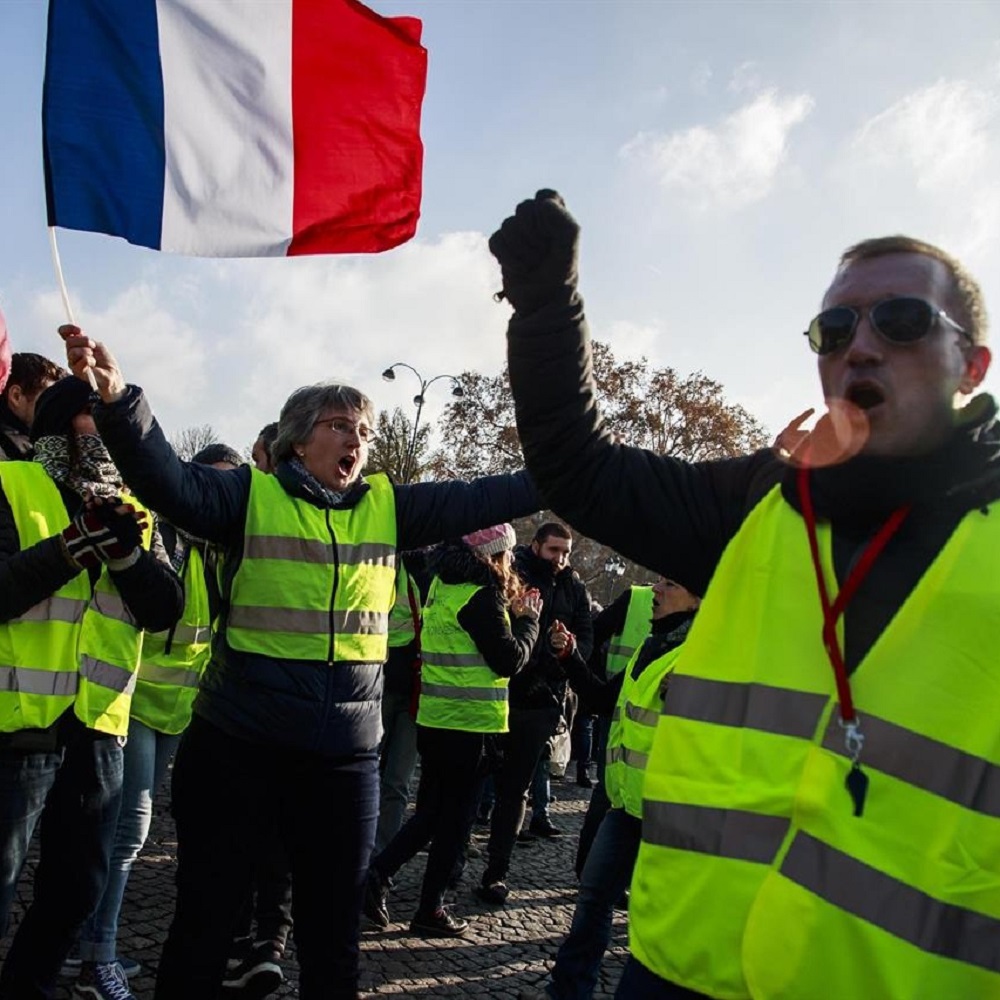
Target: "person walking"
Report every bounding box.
[0,376,182,1000]
[62,328,541,1000]
[364,525,541,937]
[492,189,999,999]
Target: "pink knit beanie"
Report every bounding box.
[462,523,516,557]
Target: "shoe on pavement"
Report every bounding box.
[74,961,136,1000]
[528,817,563,838]
[409,906,469,938]
[221,945,283,998]
[575,772,594,788]
[516,829,538,844]
[226,934,255,971]
[475,880,510,905]
[363,867,391,929]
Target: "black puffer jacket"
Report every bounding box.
[429,541,538,679]
[509,544,594,710]
[92,387,542,757]
[507,300,1000,672]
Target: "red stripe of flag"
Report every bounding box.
[290,0,427,256]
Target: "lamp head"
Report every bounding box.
[381,368,396,382]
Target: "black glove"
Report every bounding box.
[488,189,580,316]
[85,499,145,568]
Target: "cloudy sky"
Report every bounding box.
[2,0,999,454]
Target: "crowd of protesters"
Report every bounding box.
[0,185,997,1000]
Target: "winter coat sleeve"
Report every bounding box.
[394,470,542,552]
[457,586,539,679]
[107,524,184,632]
[506,302,782,596]
[561,648,624,717]
[567,575,594,662]
[92,387,252,547]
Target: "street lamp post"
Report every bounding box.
[603,553,626,604]
[381,363,464,484]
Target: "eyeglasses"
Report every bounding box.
[804,296,970,356]
[313,418,376,443]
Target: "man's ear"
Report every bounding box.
[960,345,991,394]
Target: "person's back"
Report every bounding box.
[492,191,1000,999]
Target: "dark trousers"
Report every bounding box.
[0,716,123,1000]
[154,717,378,1000]
[484,705,560,885]
[575,715,612,877]
[372,725,483,914]
[231,836,294,955]
[615,957,709,999]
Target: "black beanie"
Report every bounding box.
[30,377,94,442]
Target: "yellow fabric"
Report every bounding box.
[131,545,213,735]
[416,578,510,733]
[630,486,1000,999]
[605,585,653,678]
[227,469,397,663]
[0,463,150,736]
[386,560,420,649]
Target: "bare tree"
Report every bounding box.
[170,424,219,462]
[366,407,432,483]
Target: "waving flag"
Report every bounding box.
[43,0,427,257]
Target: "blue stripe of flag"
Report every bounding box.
[43,0,165,250]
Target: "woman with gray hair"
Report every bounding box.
[62,327,540,1000]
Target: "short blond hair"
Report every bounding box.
[838,236,988,345]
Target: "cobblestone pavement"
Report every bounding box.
[5,775,626,998]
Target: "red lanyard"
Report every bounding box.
[797,467,910,814]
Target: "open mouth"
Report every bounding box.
[845,383,886,411]
[338,455,357,477]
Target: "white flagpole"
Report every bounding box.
[48,226,98,391]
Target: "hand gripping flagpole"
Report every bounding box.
[48,226,98,391]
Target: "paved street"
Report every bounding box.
[5,776,626,998]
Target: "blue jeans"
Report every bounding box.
[0,716,123,1000]
[374,689,418,854]
[531,752,552,824]
[155,717,378,1000]
[79,718,180,962]
[547,808,640,1000]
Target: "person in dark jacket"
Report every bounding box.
[477,522,593,905]
[0,353,67,460]
[364,525,541,938]
[491,190,999,999]
[0,376,182,1000]
[62,328,541,1000]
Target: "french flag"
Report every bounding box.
[43,0,427,257]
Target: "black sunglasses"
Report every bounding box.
[804,296,970,356]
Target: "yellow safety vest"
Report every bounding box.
[605,585,653,678]
[630,486,1000,999]
[131,543,213,735]
[606,645,683,818]
[416,578,510,734]
[226,469,397,664]
[0,463,152,737]
[386,560,420,649]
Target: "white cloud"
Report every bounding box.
[602,319,661,361]
[728,61,762,95]
[851,79,996,192]
[620,89,815,211]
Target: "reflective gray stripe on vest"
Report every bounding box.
[643,801,790,865]
[168,624,212,646]
[821,712,1000,818]
[244,536,394,567]
[625,701,659,728]
[90,589,137,627]
[665,676,829,740]
[0,665,78,696]
[607,643,637,659]
[228,606,388,636]
[607,746,649,770]
[422,652,489,669]
[612,706,621,722]
[13,596,87,625]
[79,656,138,696]
[782,833,1000,975]
[137,662,202,689]
[420,683,509,702]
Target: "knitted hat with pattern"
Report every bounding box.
[462,523,516,557]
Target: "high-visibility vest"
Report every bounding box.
[606,645,683,818]
[386,560,420,649]
[605,585,653,678]
[0,463,152,737]
[131,543,213,735]
[226,469,397,664]
[630,485,1000,999]
[416,578,510,734]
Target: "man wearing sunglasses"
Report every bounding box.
[492,190,998,1000]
